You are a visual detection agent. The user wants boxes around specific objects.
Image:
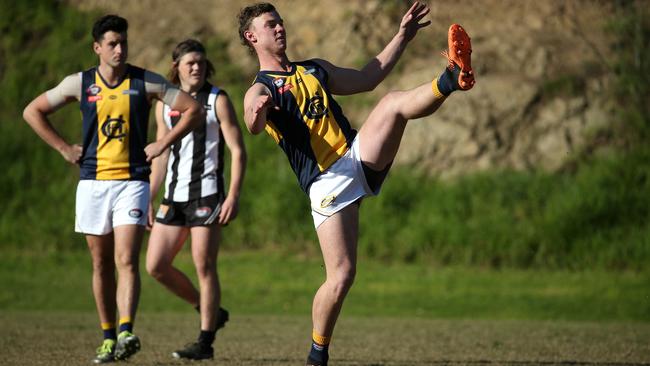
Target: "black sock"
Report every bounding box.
[198,330,216,347]
[437,64,461,96]
[307,341,329,365]
[118,321,133,334]
[102,327,117,340]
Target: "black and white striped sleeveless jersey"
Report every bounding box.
[162,82,225,202]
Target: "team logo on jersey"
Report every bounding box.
[320,194,336,208]
[306,95,327,119]
[195,206,212,218]
[273,77,293,94]
[86,84,102,95]
[128,209,143,218]
[86,84,103,102]
[109,95,118,100]
[101,115,127,141]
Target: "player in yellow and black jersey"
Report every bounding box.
[23,14,204,364]
[253,60,356,192]
[239,2,476,365]
[79,64,152,181]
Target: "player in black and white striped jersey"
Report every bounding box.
[161,83,225,205]
[146,39,247,360]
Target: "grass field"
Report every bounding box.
[1,312,649,366]
[1,251,649,365]
[2,250,649,321]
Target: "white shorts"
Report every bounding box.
[309,137,382,228]
[75,180,149,235]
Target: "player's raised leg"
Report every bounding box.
[359,23,475,172]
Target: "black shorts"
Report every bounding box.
[361,160,392,194]
[155,194,224,227]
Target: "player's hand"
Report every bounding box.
[146,202,155,230]
[253,94,277,118]
[246,93,278,134]
[217,195,239,225]
[60,143,83,164]
[397,1,431,43]
[144,141,166,162]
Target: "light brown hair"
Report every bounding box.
[168,39,215,85]
[237,2,277,52]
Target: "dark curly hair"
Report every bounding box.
[92,14,128,42]
[237,2,276,52]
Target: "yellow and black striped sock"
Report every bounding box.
[435,63,463,96]
[432,78,446,99]
[101,322,117,340]
[307,330,330,365]
[118,317,133,334]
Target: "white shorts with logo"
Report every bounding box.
[75,180,149,235]
[309,136,382,228]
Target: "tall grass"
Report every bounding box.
[359,149,650,270]
[1,0,648,271]
[608,0,650,144]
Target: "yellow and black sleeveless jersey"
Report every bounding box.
[254,60,357,192]
[80,64,150,181]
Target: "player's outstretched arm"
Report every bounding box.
[316,1,430,96]
[23,76,82,164]
[243,83,276,135]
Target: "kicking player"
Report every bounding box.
[238,2,475,365]
[22,15,204,363]
[146,39,246,360]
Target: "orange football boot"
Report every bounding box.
[442,24,475,90]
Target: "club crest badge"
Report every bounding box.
[86,84,101,96]
[86,84,103,102]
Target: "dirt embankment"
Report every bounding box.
[70,0,618,177]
